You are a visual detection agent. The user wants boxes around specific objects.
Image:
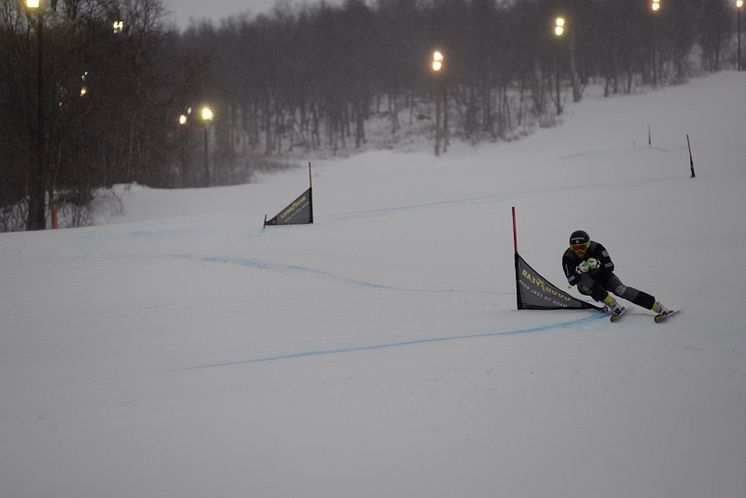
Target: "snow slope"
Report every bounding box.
[2,72,745,498]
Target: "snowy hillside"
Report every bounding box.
[2,72,745,498]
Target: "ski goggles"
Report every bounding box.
[570,242,590,252]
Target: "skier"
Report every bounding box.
[562,229,672,320]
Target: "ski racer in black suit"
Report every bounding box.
[562,230,671,318]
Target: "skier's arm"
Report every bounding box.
[563,253,578,286]
[595,243,615,273]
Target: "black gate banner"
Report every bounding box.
[264,188,313,226]
[515,253,603,310]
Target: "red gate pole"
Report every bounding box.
[512,206,518,255]
[512,206,522,309]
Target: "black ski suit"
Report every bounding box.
[562,241,656,310]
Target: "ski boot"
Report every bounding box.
[604,295,627,322]
[653,301,675,323]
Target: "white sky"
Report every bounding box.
[164,0,279,28]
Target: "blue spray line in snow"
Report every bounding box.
[175,313,607,372]
[172,253,508,295]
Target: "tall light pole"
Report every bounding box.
[26,0,45,230]
[431,50,445,156]
[738,0,744,71]
[177,108,193,185]
[651,0,661,87]
[200,106,214,187]
[554,16,566,116]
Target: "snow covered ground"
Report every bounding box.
[2,72,745,498]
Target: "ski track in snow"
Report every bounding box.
[557,145,672,159]
[170,252,508,296]
[174,313,608,371]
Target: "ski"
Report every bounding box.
[654,309,680,323]
[609,306,629,323]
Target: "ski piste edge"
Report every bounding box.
[654,309,681,323]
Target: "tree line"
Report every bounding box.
[0,0,739,231]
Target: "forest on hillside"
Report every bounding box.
[1,0,740,231]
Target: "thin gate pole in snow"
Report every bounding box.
[512,206,518,255]
[687,135,696,178]
[308,162,314,223]
[512,206,522,309]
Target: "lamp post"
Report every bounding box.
[200,106,214,187]
[177,108,193,185]
[553,16,566,116]
[738,0,743,71]
[26,0,45,230]
[431,50,445,156]
[651,0,661,87]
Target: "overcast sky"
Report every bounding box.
[164,0,278,29]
